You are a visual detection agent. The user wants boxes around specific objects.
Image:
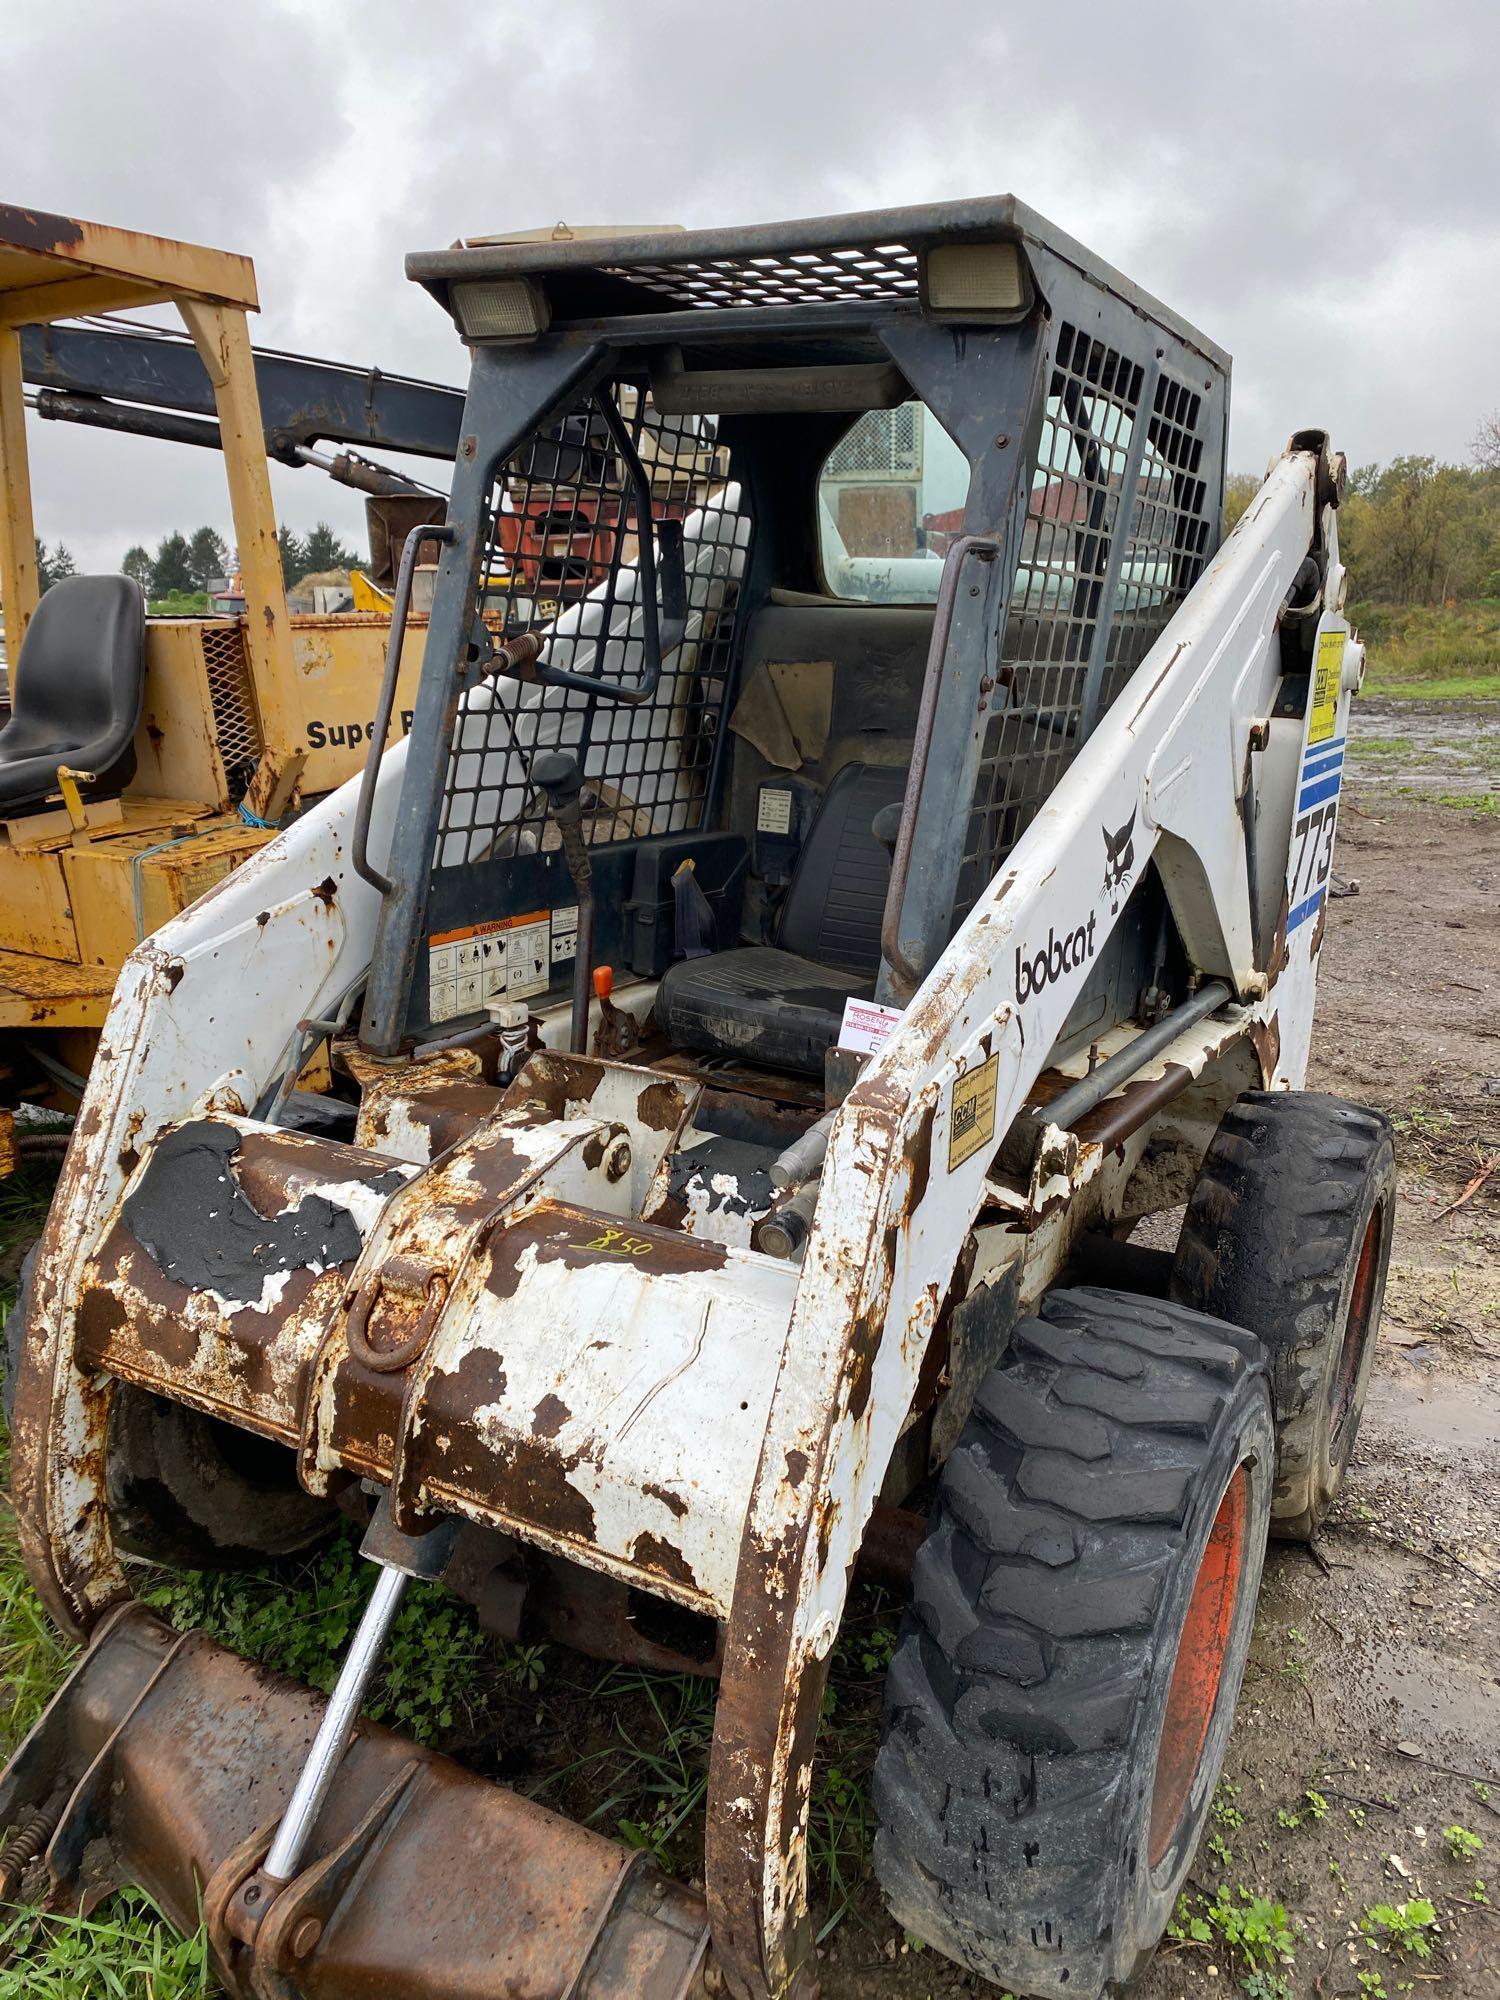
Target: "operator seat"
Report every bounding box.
[657,761,906,1076]
[0,575,146,819]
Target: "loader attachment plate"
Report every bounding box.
[0,1602,709,1999]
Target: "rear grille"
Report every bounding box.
[200,623,262,800]
[823,404,923,482]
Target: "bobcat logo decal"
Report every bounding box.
[1102,808,1137,914]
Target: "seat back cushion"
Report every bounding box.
[0,575,146,812]
[776,760,907,977]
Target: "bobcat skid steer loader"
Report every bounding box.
[0,199,1393,2000]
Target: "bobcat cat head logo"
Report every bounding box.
[1102,808,1137,914]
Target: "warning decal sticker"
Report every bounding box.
[427,909,551,1023]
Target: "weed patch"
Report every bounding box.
[0,1890,214,1999]
[1169,1884,1298,1994]
[1360,1896,1439,1960]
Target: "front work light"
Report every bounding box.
[449,277,551,342]
[921,241,1031,323]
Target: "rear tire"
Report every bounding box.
[1171,1091,1395,1540]
[873,1288,1274,1999]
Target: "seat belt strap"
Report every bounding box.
[671,857,717,959]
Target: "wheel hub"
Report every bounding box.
[1148,1463,1250,1868]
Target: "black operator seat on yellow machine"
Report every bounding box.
[656,760,907,1077]
[0,575,146,817]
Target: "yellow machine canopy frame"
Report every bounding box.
[0,203,303,812]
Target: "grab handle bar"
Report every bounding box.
[352,522,456,896]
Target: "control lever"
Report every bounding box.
[530,750,594,1055]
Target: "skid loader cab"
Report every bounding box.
[359,200,1227,1096]
[6,199,1381,2000]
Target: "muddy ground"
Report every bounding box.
[818,704,1500,1997]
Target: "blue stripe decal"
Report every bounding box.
[1306,734,1346,757]
[1302,746,1345,779]
[1287,886,1326,934]
[1298,772,1343,811]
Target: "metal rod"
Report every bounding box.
[262,1564,409,1884]
[26,387,225,451]
[1041,980,1234,1132]
[351,522,454,896]
[879,535,1001,997]
[530,391,688,707]
[769,1109,835,1191]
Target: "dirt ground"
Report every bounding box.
[818,704,1500,1998]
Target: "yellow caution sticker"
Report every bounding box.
[1308,630,1344,746]
[948,1051,1000,1171]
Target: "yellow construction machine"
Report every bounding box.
[0,204,460,1137]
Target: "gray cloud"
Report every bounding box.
[4,0,1496,570]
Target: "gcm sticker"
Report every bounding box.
[1308,629,1344,746]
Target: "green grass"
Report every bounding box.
[0,1160,73,1753]
[145,591,211,617]
[0,1891,214,1998]
[1394,786,1500,817]
[1351,599,1500,690]
[1364,671,1500,702]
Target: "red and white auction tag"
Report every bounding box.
[838,996,903,1056]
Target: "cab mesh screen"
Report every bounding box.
[955,326,1213,916]
[433,386,753,870]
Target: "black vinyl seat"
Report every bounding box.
[0,575,146,818]
[658,761,906,1076]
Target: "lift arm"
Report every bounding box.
[19,320,464,464]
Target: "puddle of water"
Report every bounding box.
[1347,703,1500,794]
[1356,1640,1500,1751]
[1363,1370,1500,1454]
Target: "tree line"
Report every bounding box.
[32,520,363,600]
[1226,414,1500,606]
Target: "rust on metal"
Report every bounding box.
[1070,1059,1197,1154]
[1309,892,1329,960]
[1264,884,1291,984]
[0,1602,709,1999]
[1246,1011,1281,1086]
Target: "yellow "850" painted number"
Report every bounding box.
[572,1228,653,1258]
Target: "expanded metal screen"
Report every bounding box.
[200,623,262,801]
[954,325,1213,916]
[1095,371,1213,713]
[602,240,921,312]
[433,385,753,870]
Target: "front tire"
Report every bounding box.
[1171,1090,1395,1539]
[873,1289,1274,1999]
[4,1249,332,1566]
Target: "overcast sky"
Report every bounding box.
[3,0,1496,573]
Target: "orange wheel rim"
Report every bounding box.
[1148,1464,1249,1869]
[1330,1208,1382,1454]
